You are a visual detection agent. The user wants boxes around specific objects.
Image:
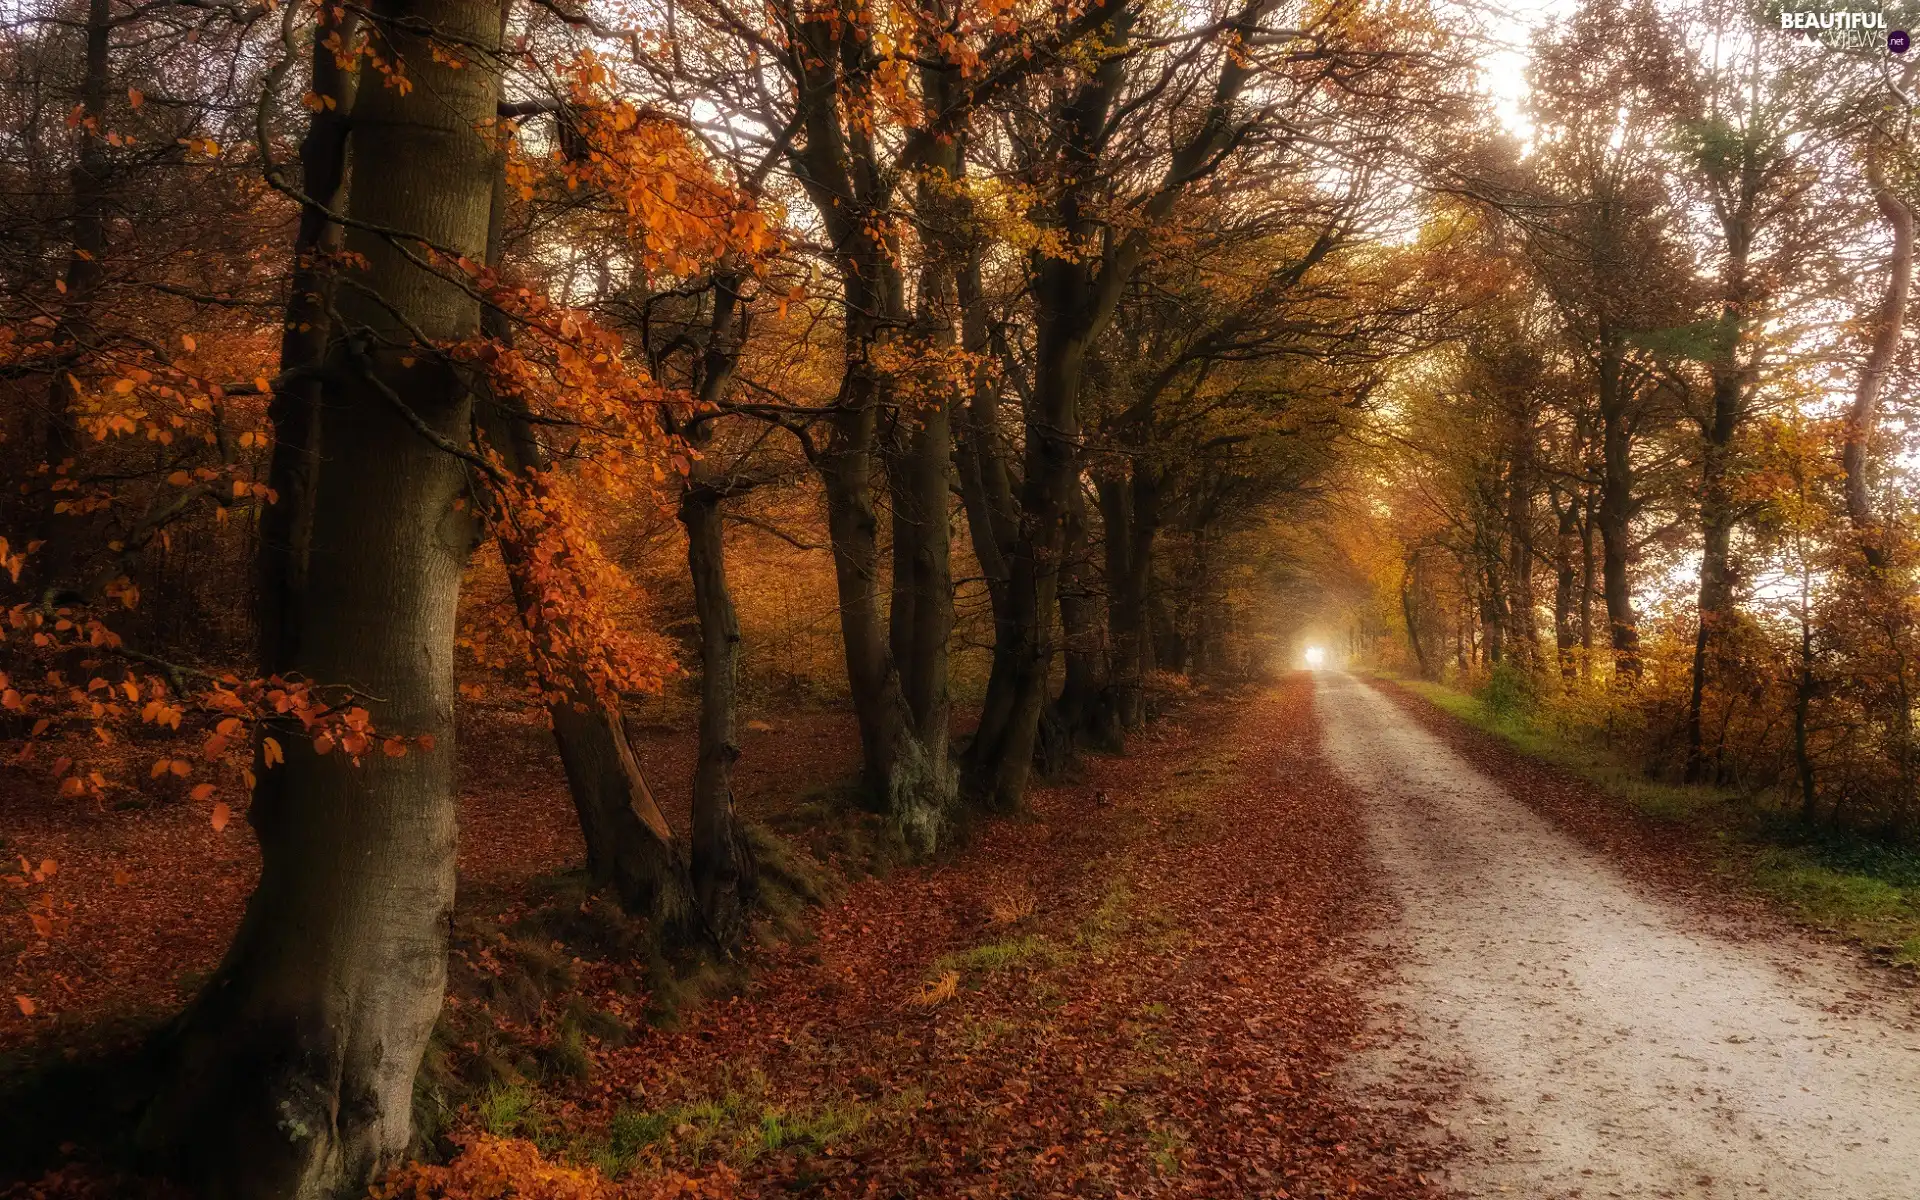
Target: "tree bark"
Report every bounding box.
[1550,486,1580,681]
[954,260,1026,756]
[1595,341,1641,677]
[1843,164,1913,571]
[1687,366,1744,781]
[1401,551,1429,677]
[787,11,952,848]
[1046,482,1118,767]
[139,2,500,1191]
[1098,469,1156,727]
[680,274,757,946]
[34,0,112,597]
[1505,415,1537,670]
[259,9,361,667]
[473,159,698,935]
[681,483,757,945]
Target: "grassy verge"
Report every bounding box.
[1385,674,1920,967]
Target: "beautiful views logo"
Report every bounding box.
[1777,5,1910,50]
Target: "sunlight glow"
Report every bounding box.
[1304,646,1327,669]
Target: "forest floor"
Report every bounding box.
[3,675,1449,1197]
[19,672,1918,1197]
[1332,671,1920,1199]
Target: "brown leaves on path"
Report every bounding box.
[528,676,1447,1198]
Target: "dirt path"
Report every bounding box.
[1316,671,1920,1199]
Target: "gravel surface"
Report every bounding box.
[1317,670,1920,1199]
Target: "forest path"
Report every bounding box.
[1317,671,1920,1199]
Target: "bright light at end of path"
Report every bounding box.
[1304,646,1327,669]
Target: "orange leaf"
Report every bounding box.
[417,734,437,752]
[210,802,231,832]
[313,732,335,756]
[14,995,34,1017]
[113,868,130,887]
[168,759,191,777]
[382,738,407,758]
[30,913,52,938]
[263,736,284,767]
[190,782,215,802]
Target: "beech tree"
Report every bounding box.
[137,0,505,1191]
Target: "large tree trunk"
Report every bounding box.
[954,260,1027,766]
[1595,343,1641,678]
[259,9,361,666]
[876,126,965,845]
[963,320,1085,809]
[545,699,698,930]
[139,2,499,1191]
[964,12,1131,810]
[818,371,945,843]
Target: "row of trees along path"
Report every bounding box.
[2,0,1919,1195]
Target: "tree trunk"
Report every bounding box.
[1596,343,1640,677]
[681,484,757,945]
[963,323,1080,809]
[1843,165,1913,571]
[260,9,361,667]
[474,161,698,935]
[139,3,499,1190]
[1047,482,1118,765]
[1550,486,1579,680]
[876,132,964,844]
[785,10,952,850]
[819,373,947,846]
[1401,554,1429,677]
[680,273,757,946]
[1687,367,1743,781]
[34,0,112,598]
[1506,418,1537,670]
[1795,567,1818,822]
[1099,469,1155,727]
[954,268,1025,760]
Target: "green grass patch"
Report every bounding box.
[934,933,1064,977]
[587,1079,872,1176]
[1390,674,1920,965]
[1397,678,1724,823]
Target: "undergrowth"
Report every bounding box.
[1389,673,1920,965]
[412,817,846,1163]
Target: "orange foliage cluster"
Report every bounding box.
[512,54,778,275]
[373,1137,735,1200]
